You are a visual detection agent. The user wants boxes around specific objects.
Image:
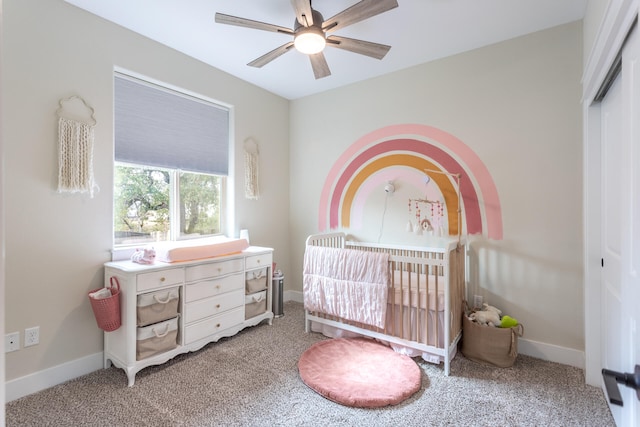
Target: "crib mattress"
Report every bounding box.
[156,237,249,263]
[390,271,445,311]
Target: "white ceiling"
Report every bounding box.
[64,0,587,100]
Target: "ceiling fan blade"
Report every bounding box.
[248,42,295,68]
[322,0,398,33]
[290,0,314,26]
[309,52,331,79]
[326,35,391,60]
[215,13,294,35]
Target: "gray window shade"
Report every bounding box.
[114,74,229,175]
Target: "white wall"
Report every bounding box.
[290,22,584,359]
[2,0,290,384]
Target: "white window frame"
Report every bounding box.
[112,68,235,260]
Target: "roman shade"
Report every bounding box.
[114,74,229,175]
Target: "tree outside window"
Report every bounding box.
[114,164,222,246]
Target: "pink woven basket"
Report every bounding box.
[88,277,121,332]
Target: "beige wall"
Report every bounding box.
[290,22,584,351]
[2,0,290,381]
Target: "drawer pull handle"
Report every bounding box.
[216,323,221,328]
[216,304,221,309]
[256,259,261,264]
[160,277,166,282]
[152,324,171,338]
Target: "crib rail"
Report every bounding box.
[305,232,346,249]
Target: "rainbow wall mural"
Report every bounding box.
[318,124,503,240]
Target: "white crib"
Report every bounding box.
[304,232,466,375]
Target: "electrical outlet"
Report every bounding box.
[473,295,483,309]
[5,332,20,352]
[24,326,40,347]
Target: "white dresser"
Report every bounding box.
[103,246,273,386]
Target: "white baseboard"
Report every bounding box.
[5,352,103,403]
[517,338,585,369]
[284,291,585,369]
[7,295,585,402]
[284,290,303,303]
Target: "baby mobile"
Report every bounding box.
[406,169,458,237]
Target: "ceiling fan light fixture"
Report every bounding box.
[294,27,326,54]
[216,0,398,79]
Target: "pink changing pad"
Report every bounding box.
[155,237,249,263]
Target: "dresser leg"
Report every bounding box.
[126,368,137,387]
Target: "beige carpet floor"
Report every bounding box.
[6,301,614,426]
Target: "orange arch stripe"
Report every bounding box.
[341,154,460,235]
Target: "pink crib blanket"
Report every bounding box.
[303,245,389,329]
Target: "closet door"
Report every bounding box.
[600,26,640,426]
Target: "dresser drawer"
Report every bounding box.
[245,253,272,270]
[185,273,243,303]
[137,268,184,292]
[185,258,244,282]
[184,307,244,344]
[184,289,244,324]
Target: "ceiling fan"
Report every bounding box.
[215,0,399,79]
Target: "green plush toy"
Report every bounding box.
[500,315,518,328]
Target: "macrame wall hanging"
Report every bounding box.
[56,96,98,197]
[244,137,259,199]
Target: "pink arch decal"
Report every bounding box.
[329,140,482,234]
[319,124,503,239]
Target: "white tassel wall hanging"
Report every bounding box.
[56,96,98,197]
[244,137,259,199]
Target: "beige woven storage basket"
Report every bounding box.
[245,290,267,319]
[245,268,268,293]
[136,287,179,327]
[461,306,524,368]
[136,316,178,360]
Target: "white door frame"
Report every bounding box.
[0,0,5,423]
[583,0,638,387]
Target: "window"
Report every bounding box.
[113,73,230,246]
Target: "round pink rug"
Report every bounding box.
[298,337,422,408]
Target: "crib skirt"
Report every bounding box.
[310,300,445,363]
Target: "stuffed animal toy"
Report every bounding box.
[482,303,502,316]
[469,309,501,327]
[131,247,156,264]
[500,315,519,328]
